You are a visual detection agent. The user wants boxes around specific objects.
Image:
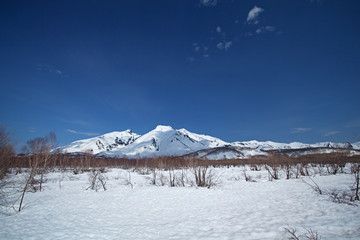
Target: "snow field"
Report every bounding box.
[1,165,360,240]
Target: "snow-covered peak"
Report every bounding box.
[61,130,140,154]
[178,128,229,148]
[106,125,226,157]
[154,125,174,131]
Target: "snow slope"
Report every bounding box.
[60,130,140,154]
[187,147,268,160]
[232,140,356,150]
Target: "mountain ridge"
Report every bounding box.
[60,125,360,159]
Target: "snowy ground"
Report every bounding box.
[1,165,360,240]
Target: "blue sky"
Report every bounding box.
[1,0,360,147]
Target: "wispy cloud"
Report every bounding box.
[216,41,232,51]
[192,42,200,52]
[245,6,280,37]
[324,131,340,137]
[203,46,209,58]
[256,26,276,34]
[199,0,217,7]
[291,128,312,133]
[36,64,63,75]
[192,43,210,58]
[187,56,195,62]
[216,26,221,33]
[66,129,99,137]
[246,6,264,25]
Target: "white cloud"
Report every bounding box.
[324,131,340,137]
[216,41,232,51]
[225,41,232,49]
[192,43,210,58]
[200,0,217,7]
[37,64,63,75]
[192,43,201,53]
[256,26,276,34]
[265,26,275,32]
[291,128,311,133]
[203,46,209,58]
[66,129,99,137]
[216,26,221,33]
[244,6,279,37]
[246,6,264,24]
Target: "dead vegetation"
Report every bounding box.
[0,126,15,180]
[284,226,321,240]
[6,150,360,172]
[87,168,107,192]
[192,166,220,188]
[351,163,359,201]
[302,163,360,206]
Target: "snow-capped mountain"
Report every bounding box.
[60,125,360,159]
[232,140,356,151]
[105,125,228,157]
[61,125,228,157]
[60,130,140,154]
